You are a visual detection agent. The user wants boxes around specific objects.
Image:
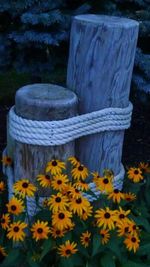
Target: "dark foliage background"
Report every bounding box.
[0,0,149,94]
[0,0,150,166]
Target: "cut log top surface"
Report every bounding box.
[15,83,78,120]
[74,14,139,28]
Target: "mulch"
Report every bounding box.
[1,93,150,170]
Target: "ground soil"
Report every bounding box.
[1,91,150,171]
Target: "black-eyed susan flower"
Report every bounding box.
[68,156,80,167]
[69,187,82,199]
[51,174,69,191]
[124,234,140,253]
[13,179,36,198]
[71,165,88,181]
[37,174,51,188]
[138,162,150,174]
[50,227,65,239]
[80,231,91,247]
[100,229,110,245]
[48,193,69,212]
[127,167,143,183]
[58,240,78,258]
[52,210,72,231]
[127,220,140,236]
[0,246,7,259]
[114,207,130,223]
[80,205,93,221]
[107,189,124,203]
[74,180,89,191]
[95,177,113,193]
[69,196,91,216]
[124,192,136,202]
[1,213,10,230]
[64,222,75,232]
[42,198,49,208]
[0,181,5,193]
[61,183,73,198]
[116,221,130,237]
[95,207,116,230]
[6,197,24,215]
[1,156,12,166]
[46,159,65,175]
[91,172,102,185]
[103,169,114,180]
[7,221,27,242]
[31,220,50,241]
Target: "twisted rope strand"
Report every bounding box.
[9,102,133,146]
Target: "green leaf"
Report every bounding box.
[121,260,149,267]
[1,249,21,267]
[133,216,150,232]
[92,234,103,257]
[106,235,122,260]
[35,210,50,221]
[27,258,41,267]
[59,257,74,267]
[40,238,53,261]
[138,243,150,254]
[100,254,116,267]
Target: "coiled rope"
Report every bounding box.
[4,103,132,213]
[9,103,133,146]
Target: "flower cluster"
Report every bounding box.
[0,156,150,266]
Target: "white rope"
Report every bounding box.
[9,103,133,146]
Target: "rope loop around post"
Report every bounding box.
[9,102,133,146]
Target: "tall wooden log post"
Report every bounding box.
[67,15,139,177]
[13,84,78,193]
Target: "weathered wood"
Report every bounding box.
[14,83,78,194]
[67,15,139,176]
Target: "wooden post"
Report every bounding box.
[67,15,139,176]
[13,84,78,192]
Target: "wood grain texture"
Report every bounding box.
[67,14,139,177]
[14,84,78,196]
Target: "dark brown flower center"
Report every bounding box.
[7,157,11,162]
[133,225,136,230]
[11,205,17,211]
[75,189,79,193]
[101,233,105,238]
[57,180,62,185]
[104,212,111,219]
[37,228,43,234]
[13,226,19,232]
[56,230,61,235]
[125,227,129,233]
[103,178,109,184]
[85,237,89,242]
[131,237,136,243]
[52,160,57,166]
[55,197,61,203]
[22,182,28,188]
[66,249,71,255]
[58,213,65,219]
[119,214,125,219]
[134,170,139,175]
[76,198,82,204]
[78,165,84,171]
[45,175,50,180]
[114,189,119,193]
